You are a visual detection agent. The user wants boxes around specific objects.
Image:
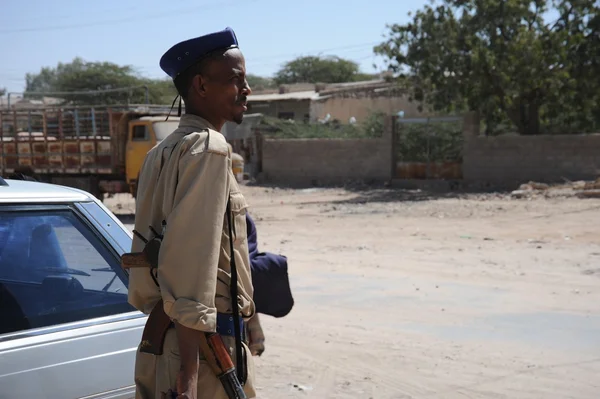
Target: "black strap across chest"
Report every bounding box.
[226,199,246,383]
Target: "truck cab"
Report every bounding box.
[125,116,245,197]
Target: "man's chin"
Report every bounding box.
[232,113,244,125]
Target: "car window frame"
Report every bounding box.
[0,201,144,343]
[75,201,133,256]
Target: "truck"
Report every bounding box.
[0,105,254,200]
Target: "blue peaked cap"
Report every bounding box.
[159,27,239,80]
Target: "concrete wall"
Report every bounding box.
[248,100,310,122]
[248,93,427,123]
[261,119,393,186]
[259,108,600,188]
[463,133,600,186]
[310,95,426,123]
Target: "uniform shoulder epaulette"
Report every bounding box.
[185,128,229,157]
[204,128,230,157]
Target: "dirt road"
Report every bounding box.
[107,185,600,399]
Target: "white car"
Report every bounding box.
[0,177,145,399]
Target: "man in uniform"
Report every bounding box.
[127,27,256,399]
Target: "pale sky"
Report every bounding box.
[0,0,428,94]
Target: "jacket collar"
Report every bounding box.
[177,113,218,131]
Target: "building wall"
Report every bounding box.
[261,119,393,185]
[248,100,311,122]
[310,95,426,123]
[463,134,600,186]
[259,109,600,188]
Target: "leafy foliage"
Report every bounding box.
[247,75,277,91]
[274,55,377,85]
[22,55,380,105]
[20,54,380,107]
[396,121,463,162]
[24,57,177,105]
[374,0,600,135]
[258,113,385,139]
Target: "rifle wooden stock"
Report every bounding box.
[140,302,247,398]
[139,299,172,355]
[120,252,150,269]
[200,333,247,399]
[136,284,247,397]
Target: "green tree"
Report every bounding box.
[24,57,176,105]
[374,0,600,135]
[0,87,6,97]
[274,55,372,85]
[246,74,277,91]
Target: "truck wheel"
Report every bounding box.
[131,176,139,199]
[92,186,104,202]
[89,176,103,202]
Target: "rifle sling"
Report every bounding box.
[226,198,247,385]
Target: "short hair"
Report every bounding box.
[173,48,229,100]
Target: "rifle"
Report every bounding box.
[200,331,247,398]
[123,227,163,268]
[138,299,247,399]
[122,220,247,399]
[159,329,247,398]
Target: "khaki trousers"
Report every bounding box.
[133,328,256,399]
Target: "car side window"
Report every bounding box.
[0,209,135,336]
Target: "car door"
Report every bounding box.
[0,202,146,399]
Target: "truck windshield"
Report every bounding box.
[153,121,179,141]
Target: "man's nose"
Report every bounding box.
[242,79,252,96]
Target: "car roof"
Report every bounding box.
[0,177,93,203]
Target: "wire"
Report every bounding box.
[0,40,384,85]
[126,42,382,72]
[244,49,384,71]
[246,42,380,63]
[2,5,142,26]
[0,0,257,34]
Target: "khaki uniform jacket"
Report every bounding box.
[127,114,255,332]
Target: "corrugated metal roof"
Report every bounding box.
[326,79,387,88]
[138,116,179,122]
[317,80,393,96]
[248,91,319,102]
[222,113,263,140]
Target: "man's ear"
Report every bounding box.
[192,74,208,98]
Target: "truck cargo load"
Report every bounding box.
[0,105,254,200]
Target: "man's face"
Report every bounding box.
[200,48,251,125]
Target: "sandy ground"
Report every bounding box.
[106,185,600,399]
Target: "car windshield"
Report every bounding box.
[0,208,132,334]
[153,121,179,141]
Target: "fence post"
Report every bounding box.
[426,118,431,179]
[387,115,397,182]
[463,111,481,138]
